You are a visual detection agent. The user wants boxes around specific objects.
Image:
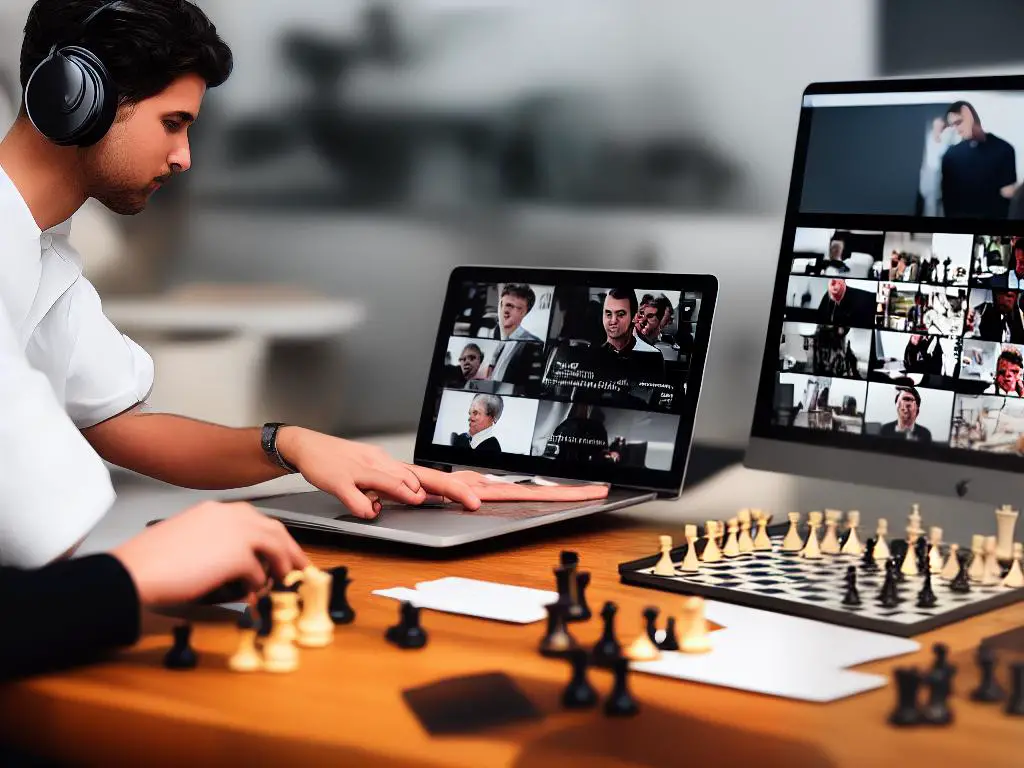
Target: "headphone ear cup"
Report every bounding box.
[24,45,117,147]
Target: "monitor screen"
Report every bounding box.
[751,78,1024,495]
[415,267,718,493]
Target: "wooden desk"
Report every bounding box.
[2,516,1021,767]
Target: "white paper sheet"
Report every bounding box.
[372,577,557,624]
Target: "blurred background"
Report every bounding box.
[2,0,1022,451]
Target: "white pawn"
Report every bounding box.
[753,510,773,551]
[654,534,677,576]
[900,539,919,577]
[874,519,891,561]
[820,510,842,555]
[679,525,701,573]
[927,527,944,574]
[295,566,335,648]
[723,518,741,558]
[678,596,712,654]
[1002,542,1024,588]
[969,534,986,582]
[227,615,262,673]
[982,536,1002,585]
[841,510,863,556]
[782,512,804,552]
[262,589,300,673]
[737,509,755,554]
[801,512,823,560]
[940,543,961,581]
[625,631,661,662]
[702,521,723,563]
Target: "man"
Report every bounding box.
[966,288,1024,342]
[903,334,943,375]
[489,283,542,342]
[451,394,503,452]
[941,101,1016,219]
[990,236,1024,290]
[879,386,933,443]
[984,347,1024,397]
[817,279,875,327]
[634,293,672,346]
[0,1,606,567]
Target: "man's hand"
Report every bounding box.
[111,501,308,607]
[418,468,610,503]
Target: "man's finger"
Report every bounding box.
[356,469,426,507]
[409,466,481,510]
[478,482,610,503]
[330,482,377,519]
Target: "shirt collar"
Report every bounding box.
[470,424,496,448]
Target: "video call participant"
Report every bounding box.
[451,394,503,452]
[634,294,672,346]
[985,347,1024,397]
[546,403,618,463]
[990,236,1024,289]
[813,325,861,379]
[588,289,667,401]
[818,279,875,327]
[966,288,1024,342]
[442,343,487,389]
[941,101,1017,220]
[903,334,943,375]
[879,386,933,443]
[488,284,542,342]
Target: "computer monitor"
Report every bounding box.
[746,75,1024,504]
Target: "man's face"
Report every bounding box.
[947,106,975,140]
[996,358,1022,394]
[498,293,529,333]
[603,296,633,342]
[635,304,662,342]
[1014,248,1024,278]
[467,401,494,436]
[828,279,847,303]
[994,290,1019,315]
[829,241,844,260]
[458,347,481,378]
[910,334,923,344]
[896,391,919,424]
[80,74,204,215]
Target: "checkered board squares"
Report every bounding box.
[618,535,1024,637]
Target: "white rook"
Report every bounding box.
[995,505,1019,561]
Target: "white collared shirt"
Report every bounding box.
[470,424,496,449]
[0,166,154,565]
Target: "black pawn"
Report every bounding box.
[643,606,660,644]
[915,537,929,575]
[930,643,954,684]
[888,667,923,726]
[164,623,198,670]
[842,565,861,606]
[658,616,680,651]
[922,666,954,725]
[328,566,355,624]
[555,564,586,623]
[540,601,577,658]
[861,537,878,571]
[949,550,972,594]
[385,601,428,649]
[916,569,938,609]
[878,560,900,608]
[891,549,907,583]
[562,648,598,709]
[574,571,592,622]
[1007,662,1024,716]
[255,594,273,638]
[603,656,639,717]
[591,601,621,667]
[970,646,1005,703]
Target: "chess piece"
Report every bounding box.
[861,537,878,571]
[753,510,773,551]
[678,596,712,653]
[255,594,273,638]
[950,550,972,594]
[995,505,1019,562]
[878,559,900,607]
[900,535,919,577]
[679,525,701,572]
[1006,662,1024,716]
[782,512,803,552]
[540,602,576,658]
[916,568,938,609]
[624,631,661,662]
[262,585,301,673]
[554,564,584,623]
[922,666,954,725]
[295,566,334,648]
[327,566,356,624]
[228,613,262,672]
[643,606,660,645]
[723,518,741,558]
[874,518,891,561]
[981,536,1002,585]
[604,657,639,717]
[702,521,723,563]
[842,565,861,606]
[800,511,823,560]
[940,543,961,581]
[970,646,1005,703]
[888,667,923,726]
[841,510,863,556]
[821,510,842,555]
[654,535,677,576]
[908,503,922,535]
[591,601,621,667]
[890,542,908,583]
[968,535,986,583]
[1003,542,1024,588]
[164,623,198,670]
[737,509,755,554]
[575,571,592,621]
[658,616,680,651]
[929,643,954,693]
[927,528,944,574]
[386,601,428,649]
[562,649,598,709]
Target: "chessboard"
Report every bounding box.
[618,531,1024,637]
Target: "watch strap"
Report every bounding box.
[261,422,298,473]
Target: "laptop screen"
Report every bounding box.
[415,267,718,494]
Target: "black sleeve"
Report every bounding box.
[0,554,141,682]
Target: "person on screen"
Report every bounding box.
[984,347,1024,397]
[489,284,542,342]
[966,288,1024,342]
[591,289,666,385]
[451,394,503,452]
[817,279,875,327]
[941,101,1016,219]
[547,404,618,463]
[903,334,943,375]
[634,294,672,346]
[879,386,932,443]
[990,236,1024,290]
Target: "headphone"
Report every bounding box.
[23,1,141,147]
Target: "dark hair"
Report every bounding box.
[946,100,980,124]
[606,288,638,318]
[998,347,1024,369]
[500,283,535,312]
[459,343,483,359]
[20,0,233,109]
[894,386,921,408]
[639,293,672,321]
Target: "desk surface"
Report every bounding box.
[2,513,1022,767]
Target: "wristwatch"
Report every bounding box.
[261,422,298,473]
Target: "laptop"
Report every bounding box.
[252,266,718,547]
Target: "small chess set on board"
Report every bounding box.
[618,505,1024,637]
